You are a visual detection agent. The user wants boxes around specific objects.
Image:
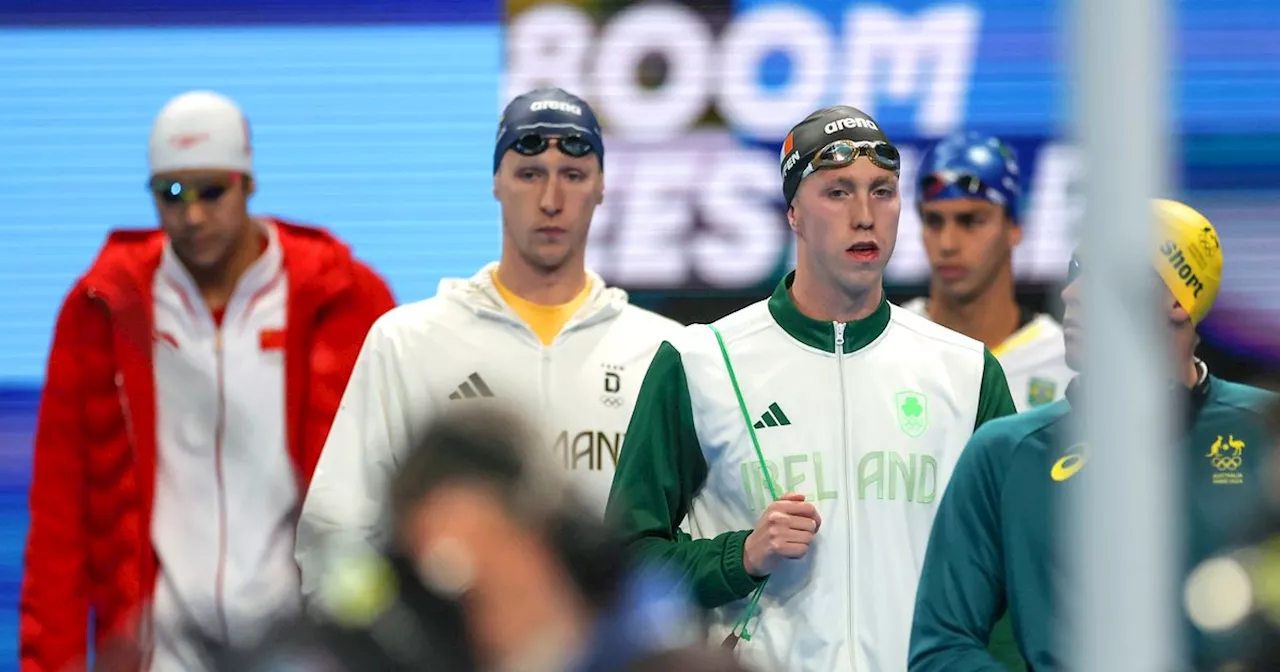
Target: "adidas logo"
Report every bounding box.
[448,373,494,400]
[753,402,792,429]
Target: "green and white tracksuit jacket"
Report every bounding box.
[606,273,1017,672]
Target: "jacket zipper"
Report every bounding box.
[88,288,155,657]
[213,327,230,642]
[540,327,557,465]
[540,346,552,419]
[834,321,856,670]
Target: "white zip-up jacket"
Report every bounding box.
[296,263,683,601]
[605,273,1016,672]
[901,297,1074,412]
[151,223,300,670]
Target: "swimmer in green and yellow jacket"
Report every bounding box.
[908,199,1277,672]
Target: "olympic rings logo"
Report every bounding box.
[1211,455,1242,472]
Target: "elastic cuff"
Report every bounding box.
[721,529,765,599]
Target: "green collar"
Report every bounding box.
[767,271,891,354]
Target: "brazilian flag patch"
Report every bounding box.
[1027,377,1057,408]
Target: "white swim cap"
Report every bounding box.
[148,90,253,176]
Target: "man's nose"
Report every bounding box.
[1061,278,1082,305]
[182,200,212,226]
[937,221,960,252]
[851,196,874,229]
[540,177,563,216]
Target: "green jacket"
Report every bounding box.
[909,372,1276,671]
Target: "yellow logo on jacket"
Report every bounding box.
[1206,435,1245,485]
[1051,443,1088,482]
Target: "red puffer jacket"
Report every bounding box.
[19,219,396,672]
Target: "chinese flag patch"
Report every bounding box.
[259,328,285,351]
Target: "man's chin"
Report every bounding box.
[522,249,576,275]
[834,264,885,290]
[1064,346,1083,373]
[173,247,228,276]
[932,274,995,305]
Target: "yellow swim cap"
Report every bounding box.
[1153,199,1223,325]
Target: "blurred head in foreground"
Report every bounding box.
[386,403,606,670]
[1061,198,1224,382]
[385,403,705,671]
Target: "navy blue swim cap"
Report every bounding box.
[494,88,604,173]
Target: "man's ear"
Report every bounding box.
[787,205,798,232]
[1169,298,1193,327]
[1007,216,1023,247]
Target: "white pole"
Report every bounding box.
[1070,0,1179,668]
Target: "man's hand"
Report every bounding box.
[742,492,822,578]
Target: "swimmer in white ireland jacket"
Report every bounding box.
[606,104,1017,672]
